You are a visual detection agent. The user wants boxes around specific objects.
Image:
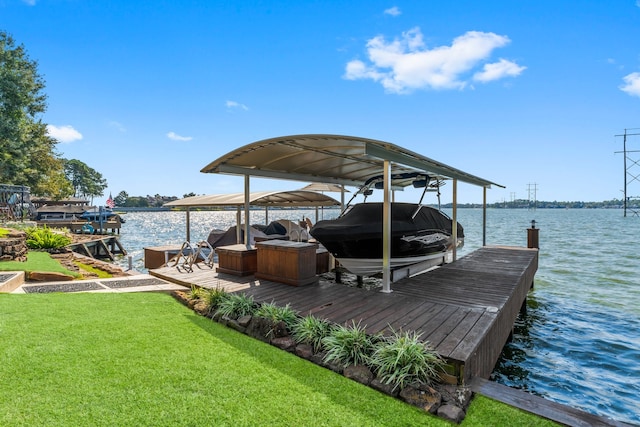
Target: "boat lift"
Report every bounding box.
[200,134,503,293]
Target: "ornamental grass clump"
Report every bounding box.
[369,329,444,391]
[188,285,204,300]
[322,320,377,368]
[25,225,71,249]
[203,286,227,314]
[255,302,299,331]
[292,315,333,353]
[215,293,256,319]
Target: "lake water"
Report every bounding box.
[113,208,639,425]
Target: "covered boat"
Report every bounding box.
[309,173,463,276]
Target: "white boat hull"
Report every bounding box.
[336,250,451,276]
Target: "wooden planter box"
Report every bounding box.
[144,245,182,269]
[316,248,330,274]
[255,240,318,286]
[216,244,257,276]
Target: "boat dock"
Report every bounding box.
[150,245,538,384]
[67,236,127,261]
[36,218,123,234]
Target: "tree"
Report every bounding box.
[64,159,108,202]
[114,191,128,206]
[0,31,70,197]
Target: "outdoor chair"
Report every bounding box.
[167,241,197,272]
[193,240,215,270]
[167,240,215,273]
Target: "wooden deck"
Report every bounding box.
[150,245,538,384]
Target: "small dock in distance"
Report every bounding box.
[67,236,127,261]
[151,245,538,384]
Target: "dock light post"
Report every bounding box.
[527,220,539,249]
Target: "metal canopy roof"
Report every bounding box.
[163,190,340,208]
[200,134,503,189]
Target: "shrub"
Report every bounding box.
[25,225,71,249]
[188,285,204,300]
[202,286,227,314]
[322,320,376,368]
[292,315,333,353]
[369,329,443,390]
[255,302,299,331]
[215,293,256,319]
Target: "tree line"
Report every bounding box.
[111,192,193,208]
[1,31,107,202]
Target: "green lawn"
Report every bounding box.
[0,251,79,277]
[0,293,558,426]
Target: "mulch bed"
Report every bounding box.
[0,273,18,282]
[22,282,104,294]
[102,278,168,289]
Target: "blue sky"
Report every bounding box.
[2,0,640,205]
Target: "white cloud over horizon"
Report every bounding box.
[344,28,525,93]
[226,100,249,111]
[46,124,83,143]
[167,131,193,141]
[620,72,640,97]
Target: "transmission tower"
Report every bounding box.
[614,128,640,217]
[527,183,538,210]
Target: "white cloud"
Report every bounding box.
[167,131,193,141]
[108,121,126,132]
[620,72,640,97]
[384,6,401,16]
[226,100,249,111]
[46,124,83,143]
[344,28,524,93]
[473,58,526,82]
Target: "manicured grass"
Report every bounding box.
[0,293,558,426]
[73,260,112,278]
[0,251,79,277]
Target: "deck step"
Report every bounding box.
[469,377,631,427]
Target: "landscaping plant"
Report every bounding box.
[322,320,378,367]
[188,285,204,300]
[203,286,227,315]
[255,301,299,332]
[291,314,333,353]
[369,328,444,391]
[215,292,256,318]
[24,225,71,249]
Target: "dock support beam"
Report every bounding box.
[381,160,392,293]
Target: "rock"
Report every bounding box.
[245,316,272,342]
[193,300,209,316]
[437,404,465,424]
[343,365,374,385]
[438,384,473,410]
[270,320,289,338]
[27,271,75,282]
[271,336,296,351]
[226,319,246,334]
[294,343,314,360]
[370,377,399,397]
[399,382,442,414]
[237,315,252,327]
[311,351,342,374]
